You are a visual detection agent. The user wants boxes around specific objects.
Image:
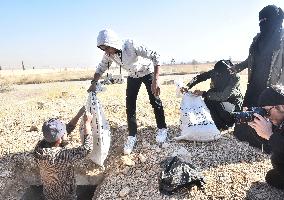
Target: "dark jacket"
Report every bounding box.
[187,69,243,111]
[233,30,284,88]
[269,121,284,173]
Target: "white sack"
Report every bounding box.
[174,92,221,142]
[80,89,111,166]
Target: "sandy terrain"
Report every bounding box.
[0,74,283,199]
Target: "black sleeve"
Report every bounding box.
[66,123,76,135]
[269,131,284,153]
[186,70,213,89]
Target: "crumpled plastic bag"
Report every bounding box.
[159,156,205,195]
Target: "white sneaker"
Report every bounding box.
[156,128,168,143]
[124,136,137,155]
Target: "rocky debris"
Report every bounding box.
[92,119,284,200]
[1,79,284,199]
[138,154,146,163]
[0,170,11,178]
[119,186,130,197]
[61,91,69,97]
[121,156,135,166]
[29,125,39,132]
[37,102,44,109]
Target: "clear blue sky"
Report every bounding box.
[1,0,284,68]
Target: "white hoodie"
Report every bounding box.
[96,29,160,78]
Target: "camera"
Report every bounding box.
[232,107,268,124]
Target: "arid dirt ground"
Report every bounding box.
[0,72,284,199]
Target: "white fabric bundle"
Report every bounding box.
[174,92,221,142]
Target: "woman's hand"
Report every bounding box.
[192,90,205,96]
[180,87,189,94]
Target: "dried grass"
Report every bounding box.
[0,64,248,85]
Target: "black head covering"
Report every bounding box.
[259,5,284,35]
[213,60,233,73]
[212,60,234,91]
[258,85,284,106]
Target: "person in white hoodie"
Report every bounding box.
[88,29,167,155]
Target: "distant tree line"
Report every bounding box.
[0,61,37,70]
[163,57,239,65]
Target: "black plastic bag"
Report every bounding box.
[159,156,205,195]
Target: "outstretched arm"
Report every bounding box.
[66,106,86,135]
[230,58,249,74]
[187,70,213,89]
[88,54,113,92]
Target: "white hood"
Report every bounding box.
[97,29,122,50]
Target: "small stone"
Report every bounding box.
[138,154,147,163]
[172,147,189,157]
[121,125,128,131]
[0,170,11,178]
[119,186,130,197]
[29,125,38,132]
[162,142,170,148]
[142,141,151,149]
[61,91,68,97]
[37,102,44,109]
[155,147,161,153]
[136,170,142,175]
[121,156,135,166]
[121,166,130,175]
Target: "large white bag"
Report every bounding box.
[80,89,111,166]
[174,92,221,142]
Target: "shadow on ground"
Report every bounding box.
[245,181,284,200]
[21,185,96,200]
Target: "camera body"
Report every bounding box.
[232,107,268,124]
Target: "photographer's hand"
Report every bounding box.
[248,113,273,140]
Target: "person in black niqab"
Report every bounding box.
[232,5,284,153]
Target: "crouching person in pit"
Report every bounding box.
[34,107,92,200]
[183,60,243,130]
[248,85,284,189]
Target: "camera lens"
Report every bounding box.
[232,107,268,124]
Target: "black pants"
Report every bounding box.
[126,73,167,136]
[203,98,234,131]
[265,168,284,189]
